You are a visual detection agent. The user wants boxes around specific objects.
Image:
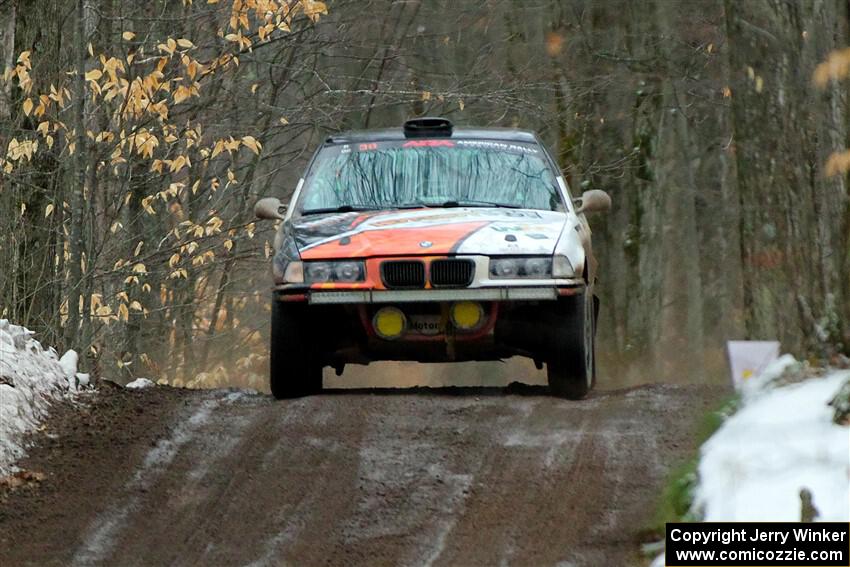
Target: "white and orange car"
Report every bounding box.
[255,118,611,399]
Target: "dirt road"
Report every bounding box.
[0,381,721,566]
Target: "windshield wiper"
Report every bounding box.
[398,199,522,209]
[301,204,382,215]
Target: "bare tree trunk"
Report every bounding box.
[66,0,87,349]
[0,0,16,120]
[724,0,850,356]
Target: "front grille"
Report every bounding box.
[381,260,426,289]
[430,259,475,288]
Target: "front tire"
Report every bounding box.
[270,301,323,399]
[547,292,596,399]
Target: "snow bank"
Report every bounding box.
[694,366,850,521]
[0,320,78,475]
[125,378,154,390]
[650,361,849,567]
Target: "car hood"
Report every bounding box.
[291,207,569,259]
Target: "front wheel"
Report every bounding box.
[547,292,595,400]
[270,301,323,399]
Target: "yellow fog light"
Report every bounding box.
[373,307,406,340]
[450,301,484,330]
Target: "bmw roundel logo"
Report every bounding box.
[419,241,433,248]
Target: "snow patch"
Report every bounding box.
[651,363,849,567]
[695,369,849,521]
[125,377,154,390]
[739,353,797,401]
[0,320,77,475]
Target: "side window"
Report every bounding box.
[557,177,575,214]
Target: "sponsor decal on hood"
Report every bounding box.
[291,208,568,259]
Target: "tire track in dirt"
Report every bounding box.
[71,395,226,566]
[0,383,723,567]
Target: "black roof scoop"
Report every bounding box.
[403,117,453,138]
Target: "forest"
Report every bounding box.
[1,0,848,388]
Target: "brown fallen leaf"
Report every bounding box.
[0,470,46,492]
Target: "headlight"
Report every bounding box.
[551,254,574,278]
[274,259,305,283]
[305,262,333,282]
[334,261,363,282]
[489,256,553,279]
[305,260,366,283]
[283,261,305,283]
[490,258,520,278]
[524,258,551,277]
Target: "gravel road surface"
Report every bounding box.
[0,380,721,566]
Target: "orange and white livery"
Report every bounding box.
[254,118,611,399]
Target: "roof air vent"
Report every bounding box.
[403,117,453,138]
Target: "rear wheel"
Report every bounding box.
[270,301,323,399]
[547,292,595,399]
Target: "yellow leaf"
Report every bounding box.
[22,98,33,116]
[118,303,129,322]
[122,31,136,41]
[129,300,143,311]
[302,0,328,21]
[224,239,233,251]
[85,69,102,81]
[169,253,180,267]
[134,240,144,256]
[241,135,261,155]
[177,38,195,49]
[132,263,147,274]
[45,203,54,218]
[825,149,850,177]
[173,85,192,104]
[421,91,432,101]
[211,139,224,158]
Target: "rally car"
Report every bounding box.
[254,117,611,399]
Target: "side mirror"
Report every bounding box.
[573,189,611,214]
[254,197,287,221]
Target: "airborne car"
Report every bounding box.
[254,118,611,399]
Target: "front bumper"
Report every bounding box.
[274,280,586,305]
[308,286,577,305]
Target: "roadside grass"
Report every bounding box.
[643,394,741,537]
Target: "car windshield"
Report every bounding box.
[299,139,563,214]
